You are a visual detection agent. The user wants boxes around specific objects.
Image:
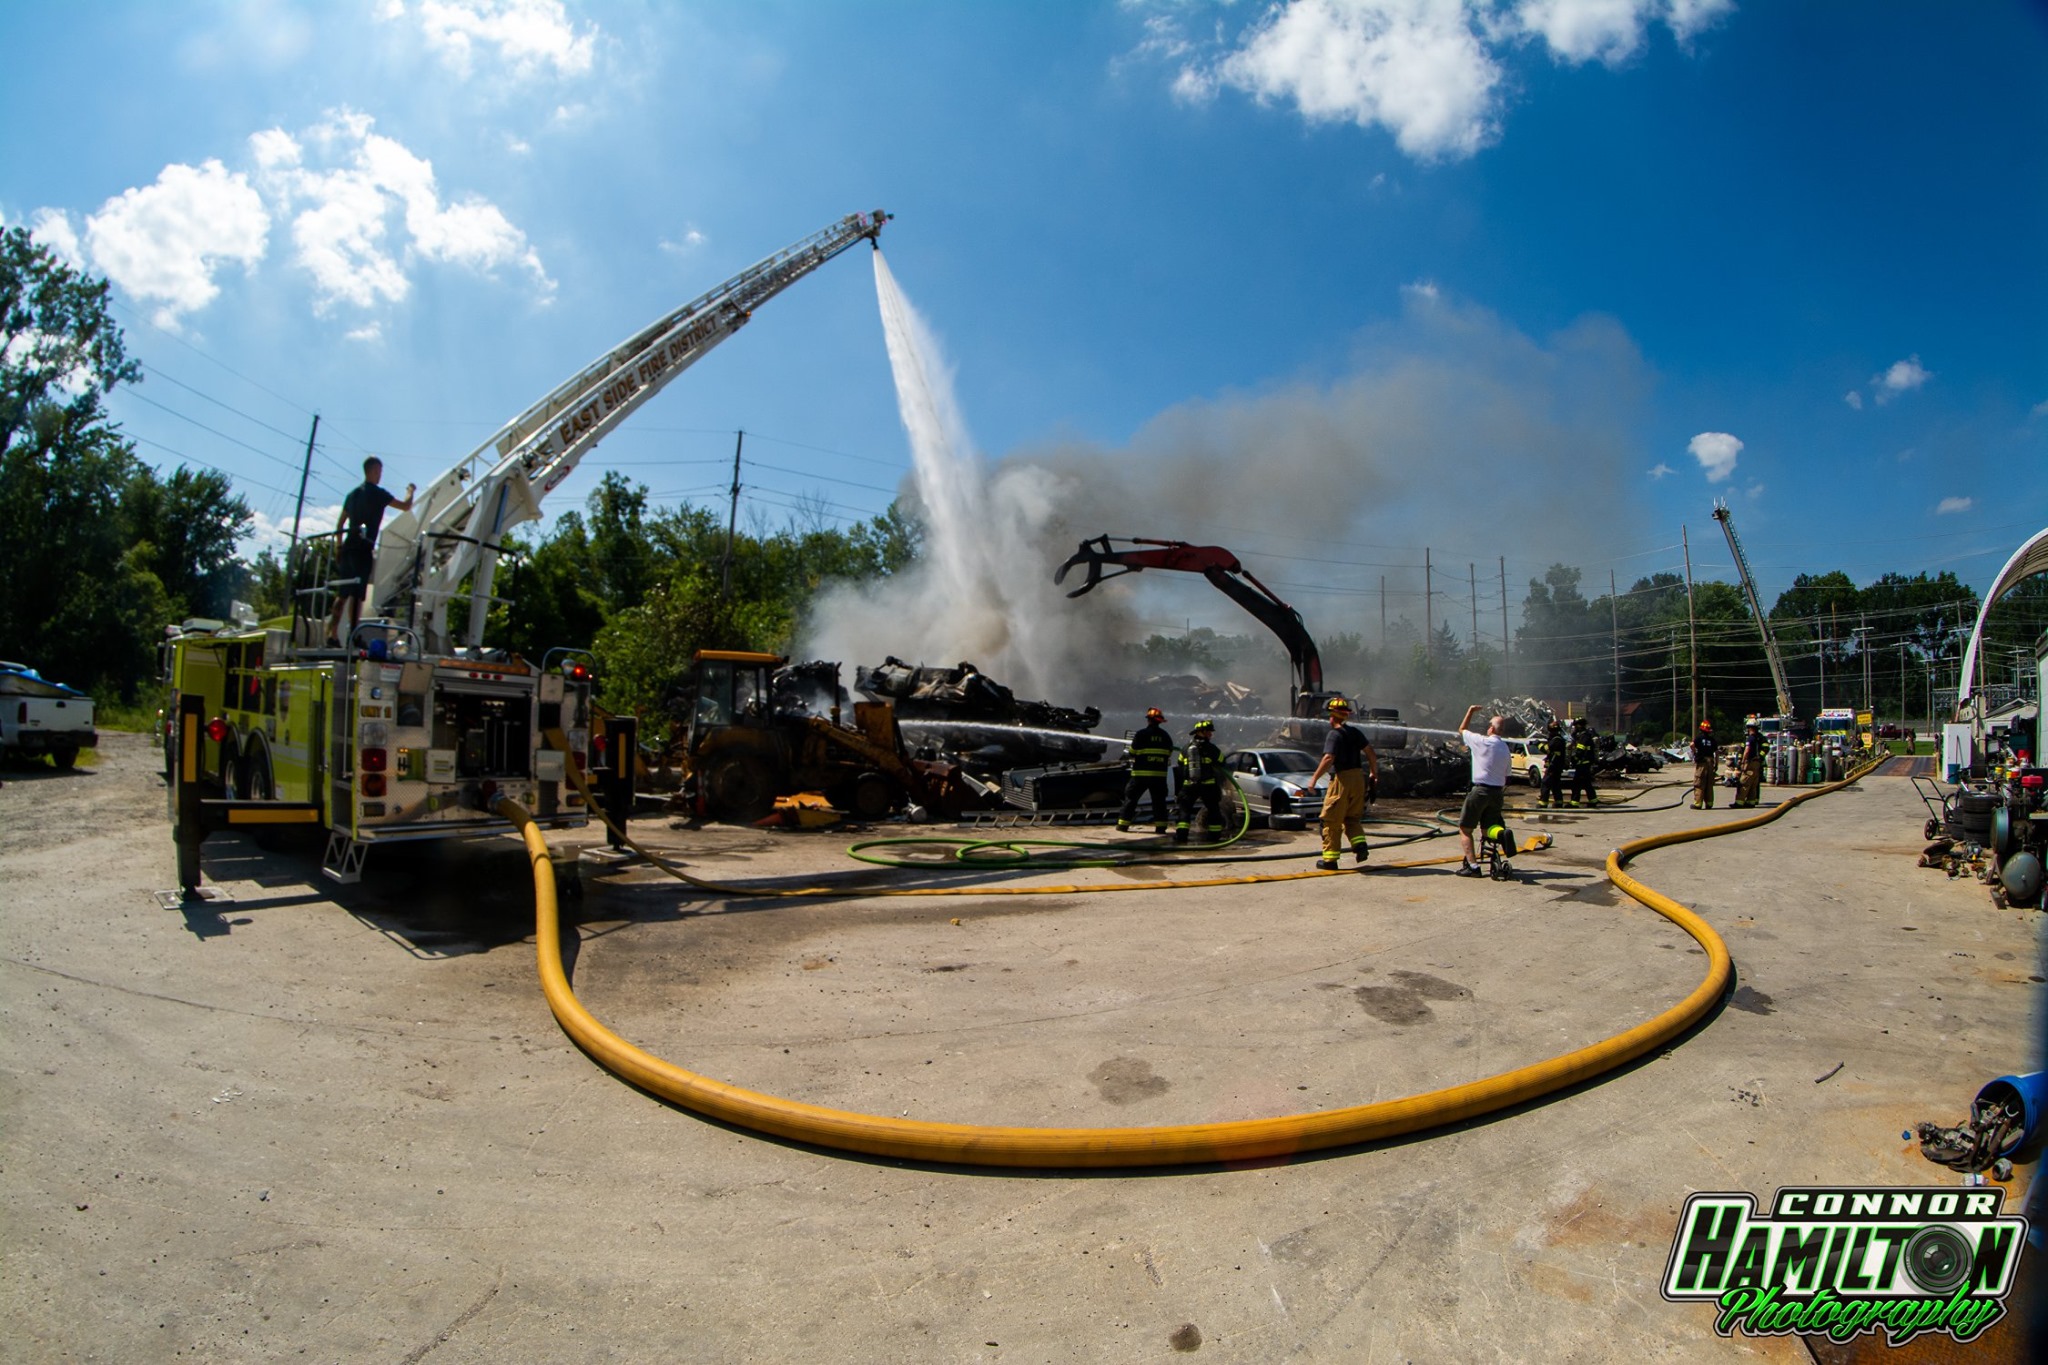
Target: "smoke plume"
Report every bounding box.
[799,269,1654,708]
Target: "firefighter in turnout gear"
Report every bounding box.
[1734,720,1764,807]
[1307,698,1377,870]
[1568,717,1600,807]
[1538,719,1568,808]
[1691,719,1719,810]
[1119,708,1175,833]
[1174,719,1226,844]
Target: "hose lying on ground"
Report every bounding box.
[491,754,1883,1168]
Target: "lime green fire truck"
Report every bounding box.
[163,210,891,889]
[163,617,595,884]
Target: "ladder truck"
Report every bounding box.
[163,210,891,890]
[1711,500,1797,744]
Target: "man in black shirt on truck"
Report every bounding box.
[327,456,415,645]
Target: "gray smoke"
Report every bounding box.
[800,279,1654,709]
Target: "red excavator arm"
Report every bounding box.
[1055,535,1327,711]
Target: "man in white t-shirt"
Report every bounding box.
[1453,703,1512,876]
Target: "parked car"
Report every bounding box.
[1503,737,1545,785]
[1877,722,1904,739]
[0,661,97,769]
[1223,747,1328,828]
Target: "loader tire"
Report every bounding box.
[849,772,894,821]
[704,755,775,824]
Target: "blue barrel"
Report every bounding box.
[1976,1071,2047,1157]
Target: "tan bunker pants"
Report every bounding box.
[1320,768,1367,859]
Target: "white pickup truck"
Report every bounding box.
[1,662,97,769]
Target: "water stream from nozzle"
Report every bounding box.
[863,251,1072,695]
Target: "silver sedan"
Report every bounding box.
[1222,747,1328,828]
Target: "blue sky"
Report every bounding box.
[3,1,2044,653]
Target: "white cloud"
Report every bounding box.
[1873,354,1930,403]
[1663,0,1737,42]
[1687,430,1741,483]
[1935,496,1971,516]
[1144,0,1733,161]
[1647,461,1674,479]
[27,207,83,269]
[1217,0,1503,161]
[1511,0,1730,66]
[79,160,270,329]
[242,503,343,556]
[659,228,708,254]
[1842,389,1862,410]
[1513,0,1655,65]
[346,324,384,343]
[388,0,597,80]
[505,134,532,155]
[1743,481,1763,499]
[253,110,553,314]
[2031,399,2048,420]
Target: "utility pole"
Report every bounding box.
[1469,562,1479,659]
[1682,525,1700,733]
[286,413,321,581]
[1424,548,1433,666]
[1898,641,1907,729]
[1379,576,1386,647]
[1861,613,1871,713]
[1610,568,1621,735]
[720,429,745,600]
[1499,556,1510,692]
[1671,628,1679,739]
[1818,611,1827,710]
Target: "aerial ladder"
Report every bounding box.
[1054,535,1343,718]
[1712,500,1796,728]
[163,210,889,888]
[372,210,893,654]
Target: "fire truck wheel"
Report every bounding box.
[705,755,774,823]
[243,748,285,849]
[849,773,894,821]
[221,749,245,801]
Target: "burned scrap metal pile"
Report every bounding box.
[855,658,1107,770]
[1093,673,1267,717]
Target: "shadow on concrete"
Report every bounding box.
[0,759,99,781]
[183,830,555,959]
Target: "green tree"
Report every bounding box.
[0,226,163,697]
[123,464,253,618]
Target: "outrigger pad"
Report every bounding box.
[155,887,231,909]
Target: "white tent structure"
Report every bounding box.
[1955,524,2048,715]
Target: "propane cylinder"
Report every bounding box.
[2000,850,2043,908]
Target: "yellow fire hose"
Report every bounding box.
[496,754,1882,1167]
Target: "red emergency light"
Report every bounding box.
[360,747,387,772]
[361,773,387,798]
[205,717,230,743]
